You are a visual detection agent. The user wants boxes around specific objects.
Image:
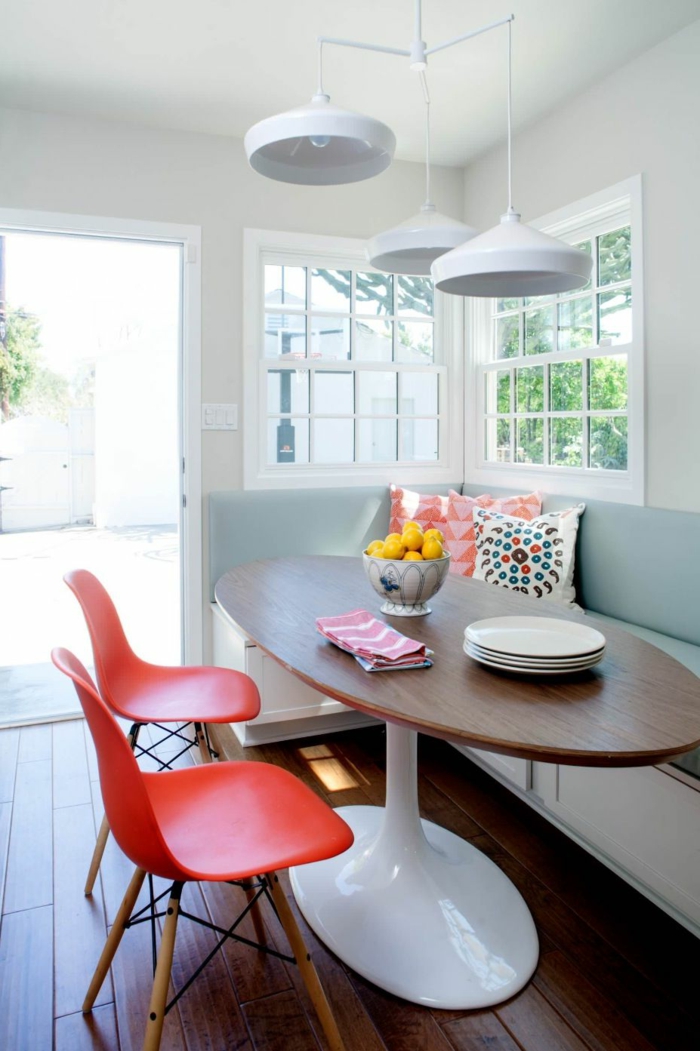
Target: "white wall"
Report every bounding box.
[461,19,700,513]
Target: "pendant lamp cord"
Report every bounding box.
[419,71,433,208]
[317,40,325,96]
[507,17,514,213]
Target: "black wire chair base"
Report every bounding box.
[130,721,219,770]
[124,876,295,1016]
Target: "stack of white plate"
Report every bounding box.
[464,616,606,675]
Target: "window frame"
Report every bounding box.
[465,176,644,505]
[244,228,464,489]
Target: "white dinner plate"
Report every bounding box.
[463,645,603,673]
[465,616,606,658]
[463,643,603,675]
[466,641,604,668]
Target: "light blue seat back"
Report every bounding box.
[209,483,461,602]
[462,484,700,647]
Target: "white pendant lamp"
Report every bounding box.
[367,74,476,275]
[432,21,592,297]
[244,45,395,186]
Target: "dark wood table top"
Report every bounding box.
[215,556,700,768]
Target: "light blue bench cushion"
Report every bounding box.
[462,485,700,648]
[209,483,461,601]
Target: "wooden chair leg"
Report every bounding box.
[85,813,111,896]
[245,885,267,944]
[206,723,223,760]
[194,722,213,764]
[83,867,146,1012]
[142,883,183,1051]
[266,871,346,1051]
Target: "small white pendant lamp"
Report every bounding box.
[432,22,592,297]
[244,46,395,186]
[367,74,476,275]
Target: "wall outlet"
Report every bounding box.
[202,404,238,430]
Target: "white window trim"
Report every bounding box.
[465,175,644,505]
[0,205,203,662]
[243,228,464,490]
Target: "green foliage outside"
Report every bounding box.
[491,226,631,469]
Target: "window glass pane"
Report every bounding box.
[264,314,306,358]
[264,265,306,308]
[598,227,631,286]
[313,418,354,463]
[589,416,628,471]
[495,315,519,359]
[357,419,397,462]
[313,371,354,415]
[496,298,520,312]
[558,297,593,351]
[598,289,632,345]
[525,305,554,355]
[550,418,583,467]
[516,365,544,413]
[397,275,433,317]
[400,372,438,415]
[397,321,434,363]
[401,419,438,462]
[589,356,628,410]
[485,418,511,463]
[515,418,544,464]
[355,272,393,315]
[357,371,396,415]
[311,268,351,312]
[355,319,393,362]
[549,360,582,412]
[484,369,511,413]
[572,239,592,290]
[266,418,309,464]
[309,316,350,360]
[267,370,309,414]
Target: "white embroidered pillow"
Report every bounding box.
[473,504,586,607]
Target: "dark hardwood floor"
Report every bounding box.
[0,718,697,1051]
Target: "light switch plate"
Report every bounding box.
[202,403,238,430]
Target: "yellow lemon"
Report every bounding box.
[402,520,421,533]
[366,540,384,555]
[382,537,407,560]
[423,528,444,543]
[403,550,424,561]
[384,532,403,544]
[402,529,424,552]
[422,537,444,560]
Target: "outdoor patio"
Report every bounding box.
[0,524,179,726]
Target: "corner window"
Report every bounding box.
[467,177,643,504]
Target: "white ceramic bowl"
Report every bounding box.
[362,550,451,616]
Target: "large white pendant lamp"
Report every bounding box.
[367,74,476,275]
[244,46,395,186]
[432,21,592,297]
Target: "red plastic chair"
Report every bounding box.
[52,647,352,1051]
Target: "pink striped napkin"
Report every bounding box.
[316,609,428,670]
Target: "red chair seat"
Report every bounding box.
[144,761,353,882]
[106,662,260,724]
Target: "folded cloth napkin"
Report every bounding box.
[316,609,431,671]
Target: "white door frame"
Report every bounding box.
[0,206,203,663]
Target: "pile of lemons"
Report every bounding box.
[365,521,446,562]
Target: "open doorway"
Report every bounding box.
[0,225,191,726]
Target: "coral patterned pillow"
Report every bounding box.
[473,504,586,607]
[445,490,542,577]
[389,486,449,535]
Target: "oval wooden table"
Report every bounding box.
[215,556,700,1011]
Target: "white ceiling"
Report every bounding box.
[1,1,698,167]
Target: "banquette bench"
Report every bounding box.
[209,484,700,936]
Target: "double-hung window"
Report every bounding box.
[244,230,462,488]
[467,177,644,504]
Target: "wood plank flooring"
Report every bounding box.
[0,719,696,1051]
